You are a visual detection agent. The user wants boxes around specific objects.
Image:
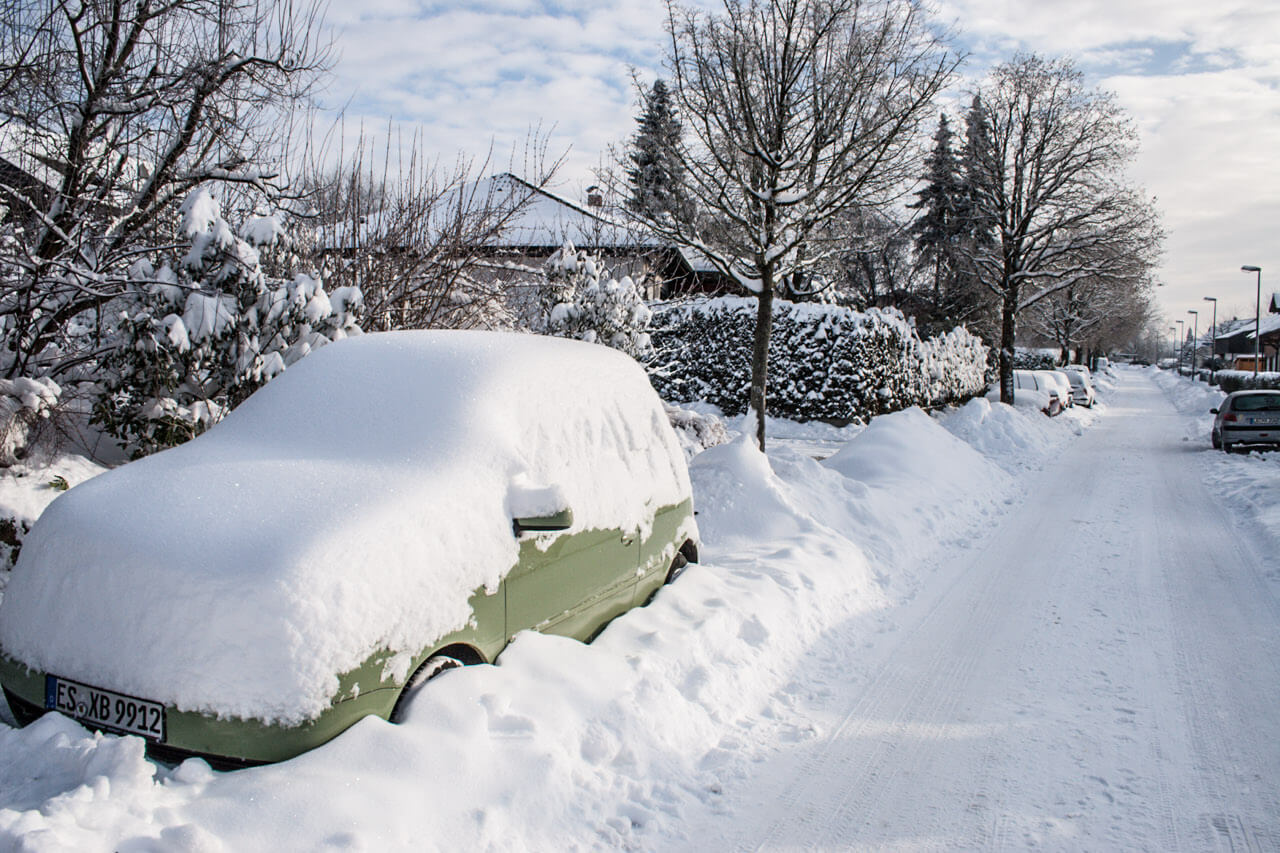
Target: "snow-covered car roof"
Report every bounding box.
[0,331,692,725]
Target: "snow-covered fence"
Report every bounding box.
[1215,370,1280,393]
[646,297,989,423]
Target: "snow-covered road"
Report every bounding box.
[676,369,1280,850]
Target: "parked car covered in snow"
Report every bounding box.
[1210,390,1280,452]
[0,331,699,767]
[1062,368,1096,407]
[1037,370,1074,410]
[1011,369,1061,416]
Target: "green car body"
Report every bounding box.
[1,498,696,769]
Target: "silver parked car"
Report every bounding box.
[1062,368,1096,408]
[1210,390,1280,451]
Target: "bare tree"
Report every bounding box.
[298,127,565,332]
[0,0,330,380]
[1025,245,1157,364]
[627,0,956,449]
[964,54,1162,403]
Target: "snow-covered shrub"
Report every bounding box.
[0,377,61,467]
[1215,370,1280,393]
[93,190,364,457]
[663,402,729,461]
[647,296,988,423]
[533,242,653,358]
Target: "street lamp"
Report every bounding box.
[1170,326,1177,364]
[1242,265,1262,377]
[1203,296,1217,382]
[1187,310,1199,379]
[1177,319,1185,374]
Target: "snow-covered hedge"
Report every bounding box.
[1215,370,1280,393]
[646,297,988,423]
[1012,350,1058,370]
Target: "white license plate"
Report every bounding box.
[46,674,166,741]
[1248,417,1278,426]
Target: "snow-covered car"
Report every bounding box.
[0,331,699,767]
[1012,369,1065,416]
[1210,390,1280,452]
[1062,368,1096,407]
[1038,370,1074,409]
[1010,370,1059,416]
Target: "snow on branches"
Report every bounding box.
[533,242,653,359]
[94,190,364,457]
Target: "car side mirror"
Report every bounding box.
[512,507,574,537]
[1209,408,1219,415]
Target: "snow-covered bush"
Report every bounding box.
[663,402,729,461]
[0,378,61,467]
[647,296,988,423]
[533,243,653,358]
[1215,370,1280,393]
[93,190,364,457]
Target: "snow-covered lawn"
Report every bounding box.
[0,367,1275,851]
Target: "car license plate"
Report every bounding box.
[1248,416,1278,426]
[45,674,165,741]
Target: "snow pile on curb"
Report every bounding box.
[0,396,1088,851]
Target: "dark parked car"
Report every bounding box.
[1211,390,1280,451]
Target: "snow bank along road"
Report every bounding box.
[676,369,1280,850]
[1,368,1277,851]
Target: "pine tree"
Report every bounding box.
[908,114,963,323]
[951,96,999,338]
[625,80,691,222]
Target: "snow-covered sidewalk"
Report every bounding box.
[1,369,1277,851]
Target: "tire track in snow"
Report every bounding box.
[674,370,1280,851]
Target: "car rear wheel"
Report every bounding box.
[1211,431,1221,449]
[389,654,463,723]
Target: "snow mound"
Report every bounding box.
[0,331,692,725]
[939,397,1060,471]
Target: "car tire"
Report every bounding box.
[664,550,689,585]
[1211,432,1221,450]
[389,654,463,723]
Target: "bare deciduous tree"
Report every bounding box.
[298,128,565,332]
[0,0,330,379]
[964,54,1162,403]
[627,0,956,449]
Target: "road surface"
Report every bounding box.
[675,369,1280,850]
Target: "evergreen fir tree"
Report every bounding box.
[908,113,963,320]
[625,80,691,222]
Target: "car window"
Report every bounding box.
[1233,394,1280,412]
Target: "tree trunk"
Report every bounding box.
[999,291,1017,405]
[749,273,775,451]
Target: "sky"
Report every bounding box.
[319,0,1280,341]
